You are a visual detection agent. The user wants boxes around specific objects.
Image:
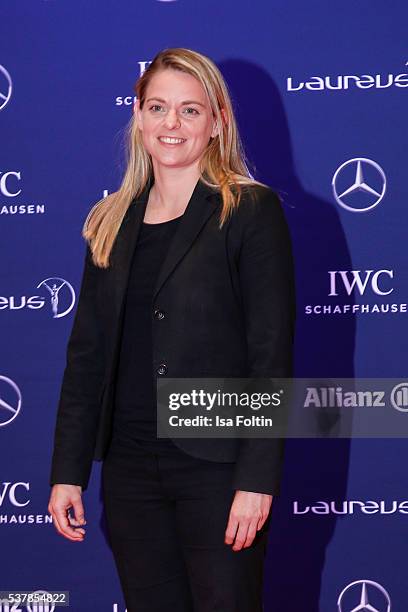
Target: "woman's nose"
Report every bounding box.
[164,109,181,128]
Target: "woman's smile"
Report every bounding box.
[158,136,187,145]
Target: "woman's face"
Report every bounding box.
[134,68,220,170]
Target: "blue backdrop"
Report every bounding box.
[1,1,407,610]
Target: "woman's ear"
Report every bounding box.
[211,108,227,138]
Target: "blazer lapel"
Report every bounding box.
[109,176,151,319]
[152,177,220,302]
[111,175,221,319]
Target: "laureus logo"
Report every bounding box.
[37,277,76,318]
[0,278,76,318]
[287,60,408,92]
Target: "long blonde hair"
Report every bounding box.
[83,47,267,268]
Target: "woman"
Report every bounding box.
[48,47,296,611]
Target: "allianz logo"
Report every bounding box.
[293,500,408,515]
[287,61,408,91]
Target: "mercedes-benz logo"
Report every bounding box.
[0,65,12,111]
[37,277,76,319]
[338,579,391,611]
[332,158,386,212]
[0,375,22,427]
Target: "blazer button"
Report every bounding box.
[154,309,165,320]
[157,363,168,376]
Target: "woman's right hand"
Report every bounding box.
[48,484,86,542]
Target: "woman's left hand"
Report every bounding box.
[224,490,273,551]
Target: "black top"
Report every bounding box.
[112,213,184,452]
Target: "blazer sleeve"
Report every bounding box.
[49,243,105,491]
[232,187,296,495]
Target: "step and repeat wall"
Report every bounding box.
[1,1,407,610]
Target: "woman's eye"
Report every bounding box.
[148,105,199,115]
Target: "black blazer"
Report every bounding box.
[49,176,296,495]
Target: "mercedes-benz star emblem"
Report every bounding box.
[0,65,12,111]
[0,375,22,427]
[337,579,391,612]
[332,158,386,212]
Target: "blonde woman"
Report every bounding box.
[48,47,296,611]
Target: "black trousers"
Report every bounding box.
[101,436,271,612]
